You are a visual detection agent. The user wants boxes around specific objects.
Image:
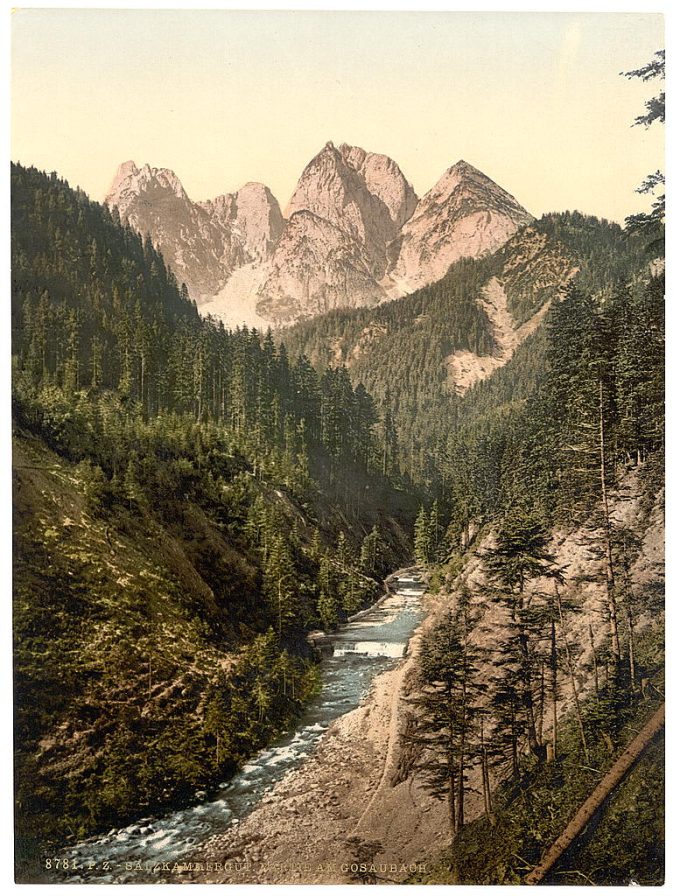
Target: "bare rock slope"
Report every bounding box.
[105,162,283,302]
[257,142,418,323]
[445,226,576,394]
[105,147,532,327]
[388,160,533,296]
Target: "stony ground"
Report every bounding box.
[182,613,454,884]
[181,470,664,886]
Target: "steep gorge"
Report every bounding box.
[179,467,664,884]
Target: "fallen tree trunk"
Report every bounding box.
[525,702,665,886]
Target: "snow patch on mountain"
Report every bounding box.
[201,262,274,330]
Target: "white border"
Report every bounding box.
[2,3,674,895]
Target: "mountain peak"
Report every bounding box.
[104,161,283,300]
[117,159,139,179]
[106,160,188,205]
[153,166,187,198]
[106,159,139,199]
[237,181,276,201]
[426,159,529,214]
[103,146,531,326]
[288,141,417,226]
[438,159,491,189]
[388,159,532,294]
[338,141,363,157]
[446,159,485,180]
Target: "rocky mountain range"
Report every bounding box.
[105,144,532,327]
[388,160,533,296]
[105,161,284,301]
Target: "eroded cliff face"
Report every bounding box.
[284,142,417,274]
[387,160,533,296]
[199,182,285,265]
[256,142,418,322]
[105,147,531,326]
[105,162,283,301]
[257,211,384,325]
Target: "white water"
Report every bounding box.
[332,640,406,658]
[49,576,425,884]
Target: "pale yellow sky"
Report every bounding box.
[11,10,664,223]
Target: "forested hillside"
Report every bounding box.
[403,273,665,879]
[401,232,664,881]
[283,214,653,490]
[11,159,665,886]
[428,273,665,553]
[11,164,416,863]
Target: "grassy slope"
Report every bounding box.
[14,434,245,849]
[14,428,413,872]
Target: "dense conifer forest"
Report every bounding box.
[283,214,654,493]
[12,152,665,884]
[435,272,664,551]
[11,163,416,860]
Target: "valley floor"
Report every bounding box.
[186,612,449,884]
[184,468,664,886]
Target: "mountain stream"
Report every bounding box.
[50,573,425,883]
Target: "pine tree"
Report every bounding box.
[316,590,338,631]
[406,594,486,843]
[414,505,432,565]
[381,389,399,478]
[429,499,444,561]
[360,525,386,580]
[622,49,665,242]
[263,534,298,639]
[317,551,340,631]
[484,509,561,761]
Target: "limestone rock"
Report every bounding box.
[387,160,533,295]
[105,163,283,302]
[105,150,531,327]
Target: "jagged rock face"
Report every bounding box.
[105,162,284,301]
[258,142,416,321]
[284,142,417,276]
[105,150,531,327]
[340,144,419,232]
[257,211,384,325]
[199,182,284,264]
[387,160,533,296]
